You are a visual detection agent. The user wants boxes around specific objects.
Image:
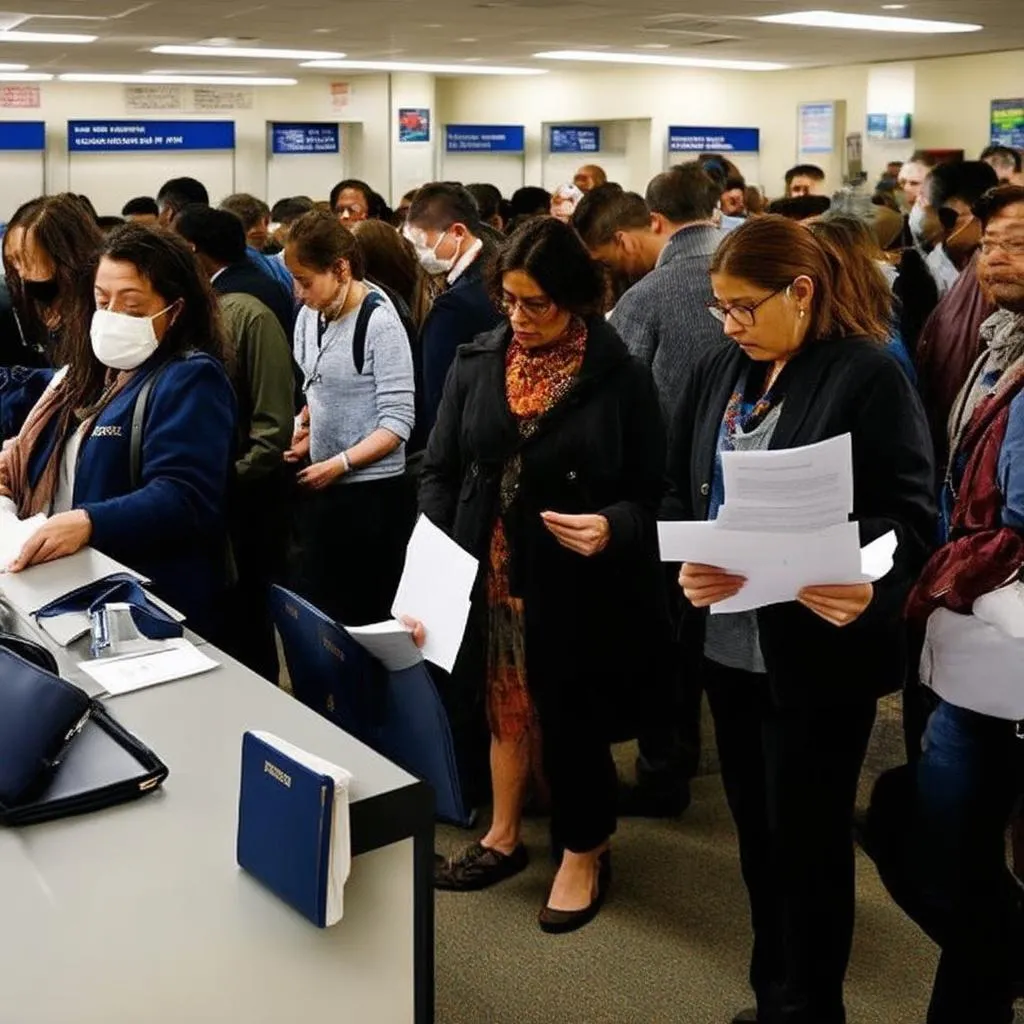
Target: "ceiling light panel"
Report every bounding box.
[59,74,297,86]
[0,72,52,80]
[756,10,982,33]
[534,50,788,71]
[0,30,96,43]
[152,45,347,60]
[301,59,546,75]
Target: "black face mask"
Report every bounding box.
[22,277,60,305]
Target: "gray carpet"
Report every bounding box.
[434,697,1024,1024]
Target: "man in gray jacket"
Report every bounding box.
[574,164,726,426]
[574,164,727,818]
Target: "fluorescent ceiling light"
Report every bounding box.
[0,72,52,81]
[534,50,788,71]
[59,73,297,85]
[152,45,346,60]
[301,59,546,75]
[0,30,96,43]
[0,63,28,70]
[756,10,981,33]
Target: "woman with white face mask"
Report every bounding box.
[283,211,416,626]
[0,223,237,640]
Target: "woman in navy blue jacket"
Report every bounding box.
[1,224,237,639]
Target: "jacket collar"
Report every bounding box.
[658,224,722,268]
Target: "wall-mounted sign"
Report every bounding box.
[399,108,431,143]
[330,82,350,113]
[799,102,835,154]
[0,121,45,150]
[0,85,40,109]
[550,126,601,154]
[668,126,760,153]
[445,124,525,153]
[270,122,339,155]
[991,98,1024,149]
[866,113,912,140]
[125,85,183,111]
[68,120,236,152]
[191,87,253,112]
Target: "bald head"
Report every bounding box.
[573,164,607,193]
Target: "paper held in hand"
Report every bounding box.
[658,434,897,614]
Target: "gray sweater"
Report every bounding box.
[294,294,415,483]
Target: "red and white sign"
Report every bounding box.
[0,85,40,109]
[330,81,350,113]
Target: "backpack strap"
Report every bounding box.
[129,359,175,490]
[352,290,385,376]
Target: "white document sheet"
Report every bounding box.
[77,638,218,696]
[0,547,148,615]
[345,621,424,672]
[0,511,46,567]
[249,731,353,926]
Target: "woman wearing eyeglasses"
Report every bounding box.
[419,217,669,933]
[664,215,936,1024]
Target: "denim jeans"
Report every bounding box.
[910,700,1024,1024]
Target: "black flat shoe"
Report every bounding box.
[539,852,611,934]
[434,841,528,892]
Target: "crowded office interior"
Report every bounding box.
[1,0,1024,1022]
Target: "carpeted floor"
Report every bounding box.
[434,697,1024,1024]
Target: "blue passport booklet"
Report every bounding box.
[237,730,353,927]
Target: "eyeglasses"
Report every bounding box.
[708,286,786,328]
[500,293,554,320]
[980,238,1024,257]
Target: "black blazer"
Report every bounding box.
[214,260,295,339]
[665,336,937,708]
[420,316,670,738]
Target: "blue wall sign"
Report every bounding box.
[992,99,1024,149]
[270,122,339,155]
[866,113,912,140]
[445,124,525,153]
[550,126,601,154]
[0,121,45,151]
[668,126,760,154]
[68,120,236,152]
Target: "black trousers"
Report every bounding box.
[703,659,877,1024]
[291,474,416,627]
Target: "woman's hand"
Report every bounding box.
[541,512,610,557]
[296,456,345,491]
[399,615,427,649]
[284,426,310,465]
[679,562,746,608]
[7,510,92,572]
[797,583,874,627]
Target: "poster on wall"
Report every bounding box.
[125,85,183,111]
[799,102,835,154]
[991,99,1024,148]
[866,113,912,140]
[190,87,253,112]
[0,85,40,109]
[398,108,430,143]
[330,82,350,113]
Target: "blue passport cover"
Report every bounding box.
[237,731,334,927]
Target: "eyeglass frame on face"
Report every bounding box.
[708,285,788,328]
[979,236,1024,257]
[500,291,555,320]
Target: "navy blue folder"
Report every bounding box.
[236,731,351,928]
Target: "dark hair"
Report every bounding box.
[286,210,366,279]
[808,215,892,343]
[219,193,269,232]
[121,196,159,218]
[694,154,741,188]
[466,183,503,223]
[766,195,832,221]
[980,144,1023,174]
[156,177,209,214]
[909,150,938,168]
[74,195,99,224]
[744,186,766,216]
[572,186,648,248]
[927,160,999,210]
[711,215,878,342]
[270,196,315,224]
[351,219,431,325]
[724,175,747,193]
[510,186,552,219]
[407,182,482,234]
[487,217,604,317]
[3,194,104,381]
[785,164,826,185]
[330,179,373,213]
[974,184,1024,227]
[100,223,225,362]
[647,163,720,223]
[174,205,247,266]
[97,215,125,233]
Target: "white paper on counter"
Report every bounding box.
[78,638,218,696]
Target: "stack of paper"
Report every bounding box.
[658,434,896,614]
[346,515,479,674]
[77,638,219,697]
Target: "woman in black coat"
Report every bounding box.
[418,217,668,933]
[666,216,936,1023]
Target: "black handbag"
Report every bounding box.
[0,633,170,826]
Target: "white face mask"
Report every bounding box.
[909,202,929,248]
[404,226,462,276]
[90,305,173,370]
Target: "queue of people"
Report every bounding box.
[0,153,1022,1024]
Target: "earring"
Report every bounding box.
[799,309,807,319]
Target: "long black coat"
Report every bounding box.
[665,335,937,708]
[419,315,670,743]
